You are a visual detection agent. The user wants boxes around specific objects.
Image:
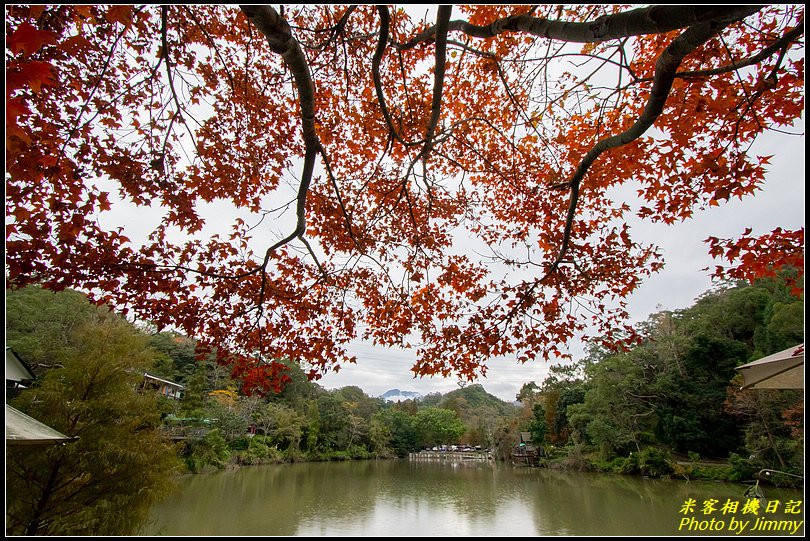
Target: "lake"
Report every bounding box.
[141,457,804,536]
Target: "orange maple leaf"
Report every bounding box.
[106,5,134,28]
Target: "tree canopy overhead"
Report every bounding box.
[6,5,804,393]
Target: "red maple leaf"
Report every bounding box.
[9,21,57,57]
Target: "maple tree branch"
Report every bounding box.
[554,19,743,265]
[496,16,751,331]
[58,11,132,159]
[7,5,801,388]
[291,6,362,56]
[438,38,563,169]
[304,5,357,51]
[647,18,804,81]
[159,6,189,159]
[181,6,236,92]
[318,145,362,250]
[240,5,319,264]
[371,5,404,144]
[492,56,561,167]
[421,5,453,157]
[396,6,764,49]
[396,49,418,133]
[723,36,792,151]
[300,236,327,279]
[240,4,327,331]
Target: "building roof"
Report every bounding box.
[6,347,35,383]
[143,372,185,389]
[735,344,804,390]
[5,404,78,446]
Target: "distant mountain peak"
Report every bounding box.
[380,389,423,401]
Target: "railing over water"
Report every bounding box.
[409,450,494,461]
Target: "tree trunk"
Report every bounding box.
[25,460,62,535]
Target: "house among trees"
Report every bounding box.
[512,431,541,467]
[141,372,185,400]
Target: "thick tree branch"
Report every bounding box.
[669,18,804,80]
[239,5,319,263]
[421,5,453,156]
[501,16,749,329]
[309,5,357,51]
[371,5,403,143]
[555,19,741,266]
[240,5,324,321]
[395,5,764,50]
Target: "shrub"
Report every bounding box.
[637,448,674,478]
[727,452,758,482]
[618,448,674,478]
[185,429,230,473]
[617,453,639,475]
[234,438,284,465]
[229,436,251,451]
[591,456,626,473]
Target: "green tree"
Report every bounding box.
[5,286,101,373]
[368,415,393,456]
[256,401,307,454]
[5,290,181,536]
[565,277,801,463]
[303,400,321,453]
[528,403,549,445]
[725,385,803,473]
[516,382,541,405]
[185,429,230,473]
[749,270,804,355]
[148,331,198,384]
[336,385,385,422]
[271,357,320,407]
[315,392,351,450]
[654,333,746,455]
[376,408,419,456]
[535,360,587,445]
[175,354,209,416]
[346,414,369,450]
[491,418,521,462]
[568,351,657,458]
[413,407,466,448]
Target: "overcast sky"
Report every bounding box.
[317,122,805,402]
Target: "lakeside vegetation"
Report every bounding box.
[5,271,803,535]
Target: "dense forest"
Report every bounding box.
[518,271,803,483]
[5,271,803,534]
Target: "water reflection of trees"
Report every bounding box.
[522,468,805,536]
[142,461,804,536]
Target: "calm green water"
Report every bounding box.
[141,458,804,536]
